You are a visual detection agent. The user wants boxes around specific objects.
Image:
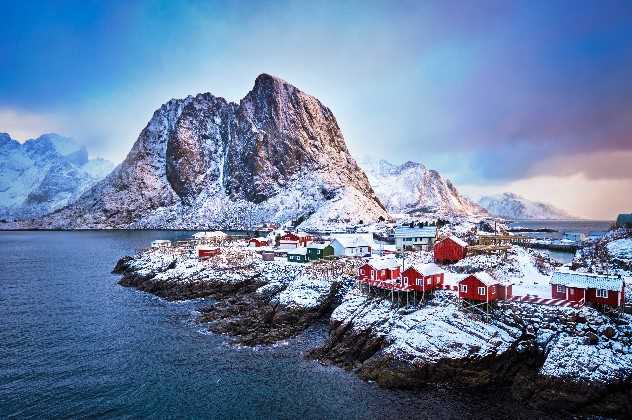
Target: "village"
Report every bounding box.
[147,216,632,317]
[116,215,632,416]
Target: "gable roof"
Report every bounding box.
[307,241,331,250]
[364,257,400,270]
[460,272,498,286]
[438,235,467,247]
[394,226,437,238]
[287,247,308,256]
[407,263,443,275]
[550,270,623,292]
[332,236,371,248]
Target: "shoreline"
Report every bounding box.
[111,246,632,418]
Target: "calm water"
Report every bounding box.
[1,231,553,419]
[509,220,613,264]
[508,220,613,240]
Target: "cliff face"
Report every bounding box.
[36,74,387,229]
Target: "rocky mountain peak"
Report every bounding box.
[361,159,486,216]
[32,75,388,229]
[478,193,574,220]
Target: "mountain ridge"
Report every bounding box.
[478,192,575,220]
[27,74,388,229]
[360,158,487,217]
[0,133,114,220]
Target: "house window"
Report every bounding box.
[556,285,566,293]
[416,278,422,286]
[596,289,608,298]
[478,287,486,296]
[403,276,408,285]
[460,285,467,293]
[396,278,401,285]
[371,270,375,280]
[426,278,432,285]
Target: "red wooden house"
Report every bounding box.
[402,263,444,292]
[434,235,468,263]
[197,246,221,259]
[248,237,270,247]
[550,270,624,307]
[358,258,401,282]
[280,232,313,247]
[458,272,499,302]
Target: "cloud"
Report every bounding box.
[460,173,632,220]
[0,108,65,141]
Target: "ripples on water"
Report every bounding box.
[1,231,558,419]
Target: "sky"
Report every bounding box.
[1,0,631,219]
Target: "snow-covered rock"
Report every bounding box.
[607,238,632,261]
[0,132,114,219]
[361,159,486,216]
[478,192,573,220]
[28,74,388,229]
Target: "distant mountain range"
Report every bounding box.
[0,133,114,220]
[478,192,574,220]
[361,159,487,217]
[24,74,389,229]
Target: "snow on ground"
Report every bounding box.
[607,238,632,260]
[278,275,334,311]
[540,333,632,383]
[333,290,520,363]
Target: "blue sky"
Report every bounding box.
[2,0,631,218]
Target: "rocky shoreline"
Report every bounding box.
[112,249,632,418]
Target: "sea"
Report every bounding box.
[508,219,613,264]
[0,231,561,419]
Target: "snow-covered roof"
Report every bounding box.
[287,247,308,255]
[550,270,623,292]
[196,245,219,251]
[394,226,437,238]
[332,236,371,248]
[365,257,400,270]
[438,235,467,247]
[250,237,269,242]
[307,241,331,249]
[459,272,498,286]
[407,263,443,275]
[280,239,299,243]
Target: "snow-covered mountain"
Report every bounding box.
[361,159,487,216]
[0,133,114,220]
[30,74,388,229]
[478,192,574,220]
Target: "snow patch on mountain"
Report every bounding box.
[360,159,486,217]
[478,192,574,220]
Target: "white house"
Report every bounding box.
[330,236,372,257]
[394,226,437,251]
[562,232,586,243]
